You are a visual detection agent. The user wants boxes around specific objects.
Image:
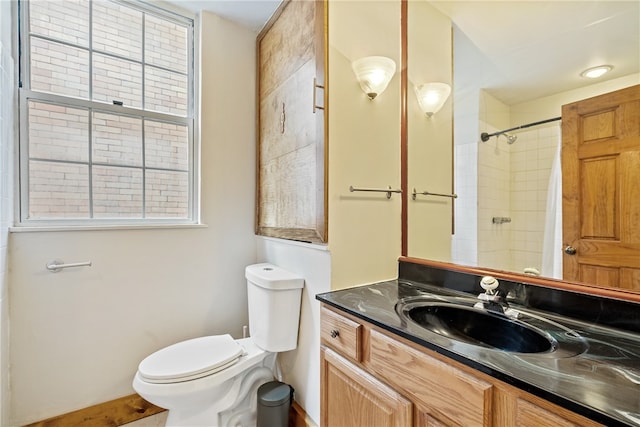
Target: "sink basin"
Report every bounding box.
[403,303,554,353]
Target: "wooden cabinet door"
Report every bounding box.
[515,399,580,427]
[415,405,461,427]
[321,347,412,427]
[368,329,493,426]
[492,385,602,427]
[256,0,327,243]
[562,84,640,290]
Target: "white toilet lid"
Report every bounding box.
[138,334,244,384]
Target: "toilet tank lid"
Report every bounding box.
[246,263,304,290]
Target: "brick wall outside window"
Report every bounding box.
[20,0,194,223]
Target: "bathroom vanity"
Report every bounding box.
[316,260,640,426]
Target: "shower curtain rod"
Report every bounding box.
[480,116,561,142]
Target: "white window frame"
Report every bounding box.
[16,0,200,228]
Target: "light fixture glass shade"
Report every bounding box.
[414,82,451,117]
[580,65,613,79]
[351,56,396,100]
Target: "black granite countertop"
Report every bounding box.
[317,278,640,426]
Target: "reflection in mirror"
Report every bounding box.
[329,0,402,288]
[408,1,640,291]
[406,1,453,260]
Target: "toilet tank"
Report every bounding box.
[245,263,304,352]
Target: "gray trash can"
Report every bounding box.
[257,381,294,427]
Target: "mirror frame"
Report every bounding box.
[400,257,640,304]
[399,0,640,304]
[400,0,408,255]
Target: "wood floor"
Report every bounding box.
[121,411,168,426]
[24,395,310,427]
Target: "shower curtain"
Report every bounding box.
[541,129,563,278]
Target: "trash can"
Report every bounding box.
[257,381,294,427]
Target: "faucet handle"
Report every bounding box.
[480,276,499,294]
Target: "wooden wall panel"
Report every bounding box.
[259,1,316,100]
[257,0,327,243]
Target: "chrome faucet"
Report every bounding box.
[474,276,519,318]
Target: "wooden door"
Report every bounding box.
[320,347,412,427]
[562,84,640,290]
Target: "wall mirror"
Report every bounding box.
[405,0,454,261]
[405,1,640,293]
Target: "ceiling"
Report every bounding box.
[172,0,281,31]
[172,0,640,105]
[431,1,640,105]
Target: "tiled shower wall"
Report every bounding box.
[451,142,478,266]
[477,122,512,271]
[476,124,560,274]
[451,85,480,267]
[508,124,560,274]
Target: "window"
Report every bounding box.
[18,0,197,226]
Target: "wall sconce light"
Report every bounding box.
[414,82,451,117]
[351,56,396,100]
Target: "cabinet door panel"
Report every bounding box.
[369,329,492,426]
[516,399,579,427]
[321,347,412,427]
[415,405,461,427]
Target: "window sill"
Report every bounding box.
[257,235,329,251]
[9,223,209,233]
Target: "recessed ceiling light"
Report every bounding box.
[580,65,613,79]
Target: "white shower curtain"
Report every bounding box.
[541,130,563,279]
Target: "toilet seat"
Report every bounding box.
[138,334,245,384]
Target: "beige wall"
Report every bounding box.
[8,12,258,425]
[257,237,330,425]
[0,2,15,426]
[327,0,402,290]
[511,73,640,125]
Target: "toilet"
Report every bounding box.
[133,263,304,427]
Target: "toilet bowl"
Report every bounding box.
[133,263,304,427]
[133,336,275,426]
